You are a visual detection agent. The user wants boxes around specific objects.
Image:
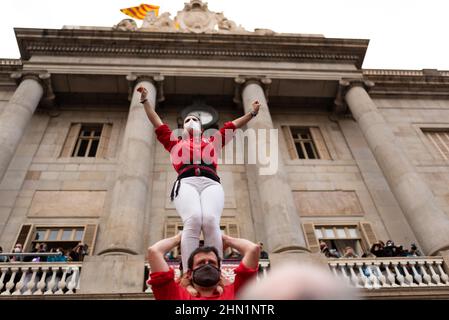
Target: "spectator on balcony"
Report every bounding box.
[320,241,340,258]
[0,246,10,262]
[11,243,24,262]
[47,247,68,262]
[408,243,422,257]
[147,233,259,300]
[33,243,48,262]
[383,240,400,257]
[258,242,269,259]
[225,248,242,260]
[370,242,385,257]
[68,243,88,262]
[343,246,358,258]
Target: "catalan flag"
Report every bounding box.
[120,4,160,20]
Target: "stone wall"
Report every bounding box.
[0,105,128,252]
[375,98,449,218]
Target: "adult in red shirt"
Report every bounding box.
[147,233,260,300]
[139,86,260,272]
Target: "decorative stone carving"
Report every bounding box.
[113,0,262,35]
[215,12,248,34]
[113,19,137,31]
[254,28,276,36]
[175,0,217,33]
[141,12,177,32]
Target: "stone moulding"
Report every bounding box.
[0,59,22,66]
[14,28,368,67]
[24,43,360,62]
[363,68,449,97]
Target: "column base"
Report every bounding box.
[78,255,145,294]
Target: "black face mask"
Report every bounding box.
[192,264,221,287]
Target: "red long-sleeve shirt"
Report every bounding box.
[147,261,258,300]
[155,121,237,173]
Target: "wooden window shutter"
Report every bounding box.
[359,221,377,250]
[165,222,178,238]
[282,126,298,160]
[97,123,112,158]
[60,123,81,157]
[12,224,33,251]
[302,223,320,253]
[310,127,331,160]
[227,223,240,238]
[82,224,98,255]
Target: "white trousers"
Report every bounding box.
[173,176,224,271]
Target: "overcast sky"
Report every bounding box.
[1,0,448,70]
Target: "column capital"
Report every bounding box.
[233,75,272,104]
[333,78,375,114]
[126,73,165,102]
[11,71,56,108]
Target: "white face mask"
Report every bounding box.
[184,118,201,134]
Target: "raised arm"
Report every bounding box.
[147,233,181,273]
[222,234,260,269]
[138,86,163,128]
[232,100,261,129]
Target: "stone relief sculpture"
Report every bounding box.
[175,0,216,33]
[141,12,177,32]
[113,19,138,31]
[113,0,265,35]
[215,12,248,34]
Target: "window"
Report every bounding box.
[282,126,331,160]
[302,222,377,256]
[422,129,449,160]
[72,124,102,157]
[60,123,112,158]
[13,224,98,259]
[314,225,363,257]
[31,227,88,254]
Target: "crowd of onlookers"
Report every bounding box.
[320,240,422,259]
[0,242,89,263]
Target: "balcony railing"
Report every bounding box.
[0,263,82,295]
[144,259,271,293]
[328,257,449,289]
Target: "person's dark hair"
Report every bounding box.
[0,246,2,252]
[187,246,221,271]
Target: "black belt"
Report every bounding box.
[170,165,220,202]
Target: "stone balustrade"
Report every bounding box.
[0,263,82,295]
[144,259,271,293]
[328,257,449,289]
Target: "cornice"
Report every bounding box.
[14,28,368,68]
[363,68,449,97]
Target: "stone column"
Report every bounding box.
[0,75,44,182]
[98,77,158,256]
[239,79,308,254]
[344,81,449,255]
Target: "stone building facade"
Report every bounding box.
[1,1,449,298]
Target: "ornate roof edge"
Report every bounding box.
[363,68,449,97]
[364,69,449,77]
[0,59,22,66]
[14,28,369,68]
